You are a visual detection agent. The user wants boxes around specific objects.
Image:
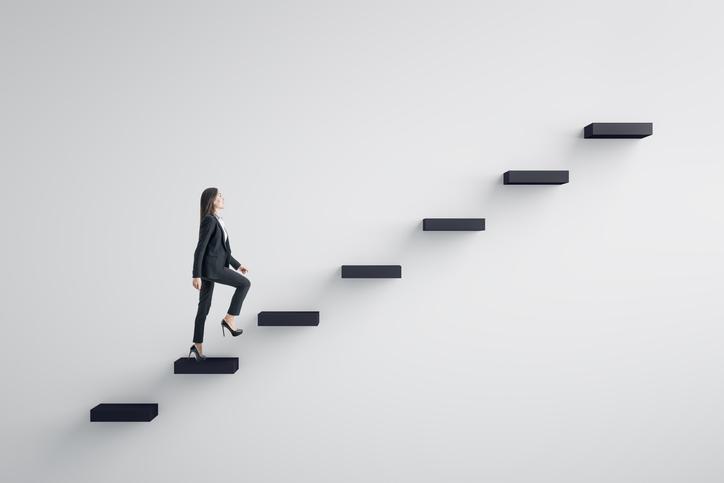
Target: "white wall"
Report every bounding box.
[2,1,723,482]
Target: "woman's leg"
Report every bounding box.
[193,279,215,347]
[212,268,251,327]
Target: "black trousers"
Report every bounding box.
[193,268,251,343]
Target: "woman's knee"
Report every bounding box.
[235,276,250,291]
[229,273,250,290]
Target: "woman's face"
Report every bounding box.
[213,192,224,212]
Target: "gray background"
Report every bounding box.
[1,1,723,482]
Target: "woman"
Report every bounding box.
[190,187,251,360]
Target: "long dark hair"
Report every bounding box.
[199,187,218,222]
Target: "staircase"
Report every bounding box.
[91,122,652,422]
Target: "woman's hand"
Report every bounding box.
[192,277,202,290]
[238,266,249,274]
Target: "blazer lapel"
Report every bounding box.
[215,215,231,252]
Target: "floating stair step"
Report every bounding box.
[90,403,158,422]
[174,357,239,374]
[423,218,485,231]
[258,311,320,326]
[503,170,569,185]
[341,265,402,278]
[584,122,653,138]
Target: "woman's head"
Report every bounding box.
[199,187,224,221]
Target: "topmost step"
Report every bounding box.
[423,218,485,231]
[503,170,569,185]
[584,122,653,138]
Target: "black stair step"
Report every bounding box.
[174,357,239,374]
[423,218,485,231]
[90,403,158,422]
[503,170,569,185]
[258,311,320,326]
[584,122,653,138]
[341,265,402,278]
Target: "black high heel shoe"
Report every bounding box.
[221,319,243,337]
[189,344,206,361]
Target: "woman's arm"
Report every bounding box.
[192,215,215,277]
[230,254,241,270]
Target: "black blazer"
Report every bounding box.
[192,214,241,278]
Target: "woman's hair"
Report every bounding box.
[199,187,218,222]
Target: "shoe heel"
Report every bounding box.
[188,344,205,362]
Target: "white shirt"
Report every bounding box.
[214,213,228,242]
